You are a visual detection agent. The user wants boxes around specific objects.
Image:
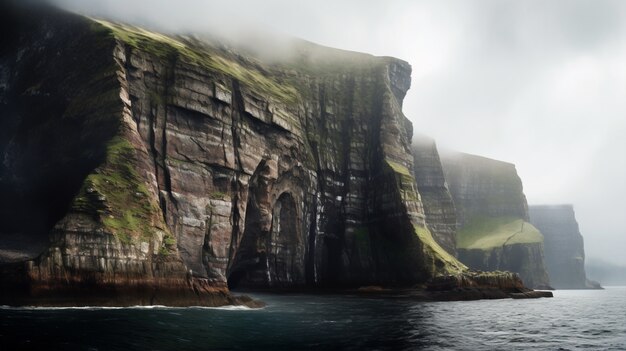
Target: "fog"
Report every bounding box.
[47,0,626,266]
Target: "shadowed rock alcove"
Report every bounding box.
[226,158,305,290]
[268,192,303,285]
[227,190,303,290]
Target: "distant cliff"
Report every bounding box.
[441,152,551,289]
[1,5,493,305]
[586,259,626,286]
[529,205,601,289]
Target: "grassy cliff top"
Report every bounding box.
[93,19,301,103]
[457,216,543,250]
[90,17,408,105]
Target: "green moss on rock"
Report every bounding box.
[93,19,299,104]
[385,160,420,202]
[386,160,412,177]
[72,136,164,244]
[414,225,467,275]
[158,232,177,256]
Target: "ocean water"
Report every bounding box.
[1,287,624,350]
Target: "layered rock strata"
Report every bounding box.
[1,5,513,305]
[411,135,457,256]
[529,205,601,289]
[441,152,552,289]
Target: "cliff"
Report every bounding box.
[529,205,601,289]
[586,259,626,286]
[0,5,489,305]
[441,152,552,289]
[411,136,457,256]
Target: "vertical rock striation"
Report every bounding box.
[529,205,601,289]
[440,152,529,224]
[411,135,457,256]
[441,152,551,289]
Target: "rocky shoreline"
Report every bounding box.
[0,269,551,308]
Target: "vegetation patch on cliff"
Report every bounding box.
[386,160,420,202]
[92,19,299,104]
[73,136,165,244]
[386,160,412,176]
[414,225,467,275]
[457,217,543,250]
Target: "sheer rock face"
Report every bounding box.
[440,152,528,225]
[529,205,601,289]
[411,136,457,256]
[0,6,466,304]
[440,152,552,289]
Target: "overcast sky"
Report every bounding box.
[50,0,626,265]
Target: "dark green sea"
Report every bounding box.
[1,287,625,350]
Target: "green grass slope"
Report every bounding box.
[457,216,543,250]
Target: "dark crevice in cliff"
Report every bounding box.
[302,105,318,286]
[227,160,269,289]
[307,86,326,285]
[160,54,178,209]
[202,209,213,274]
[220,125,229,165]
[269,192,301,285]
[226,79,244,274]
[337,77,355,272]
[305,191,318,285]
[317,82,341,285]
[364,71,393,281]
[147,103,166,222]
